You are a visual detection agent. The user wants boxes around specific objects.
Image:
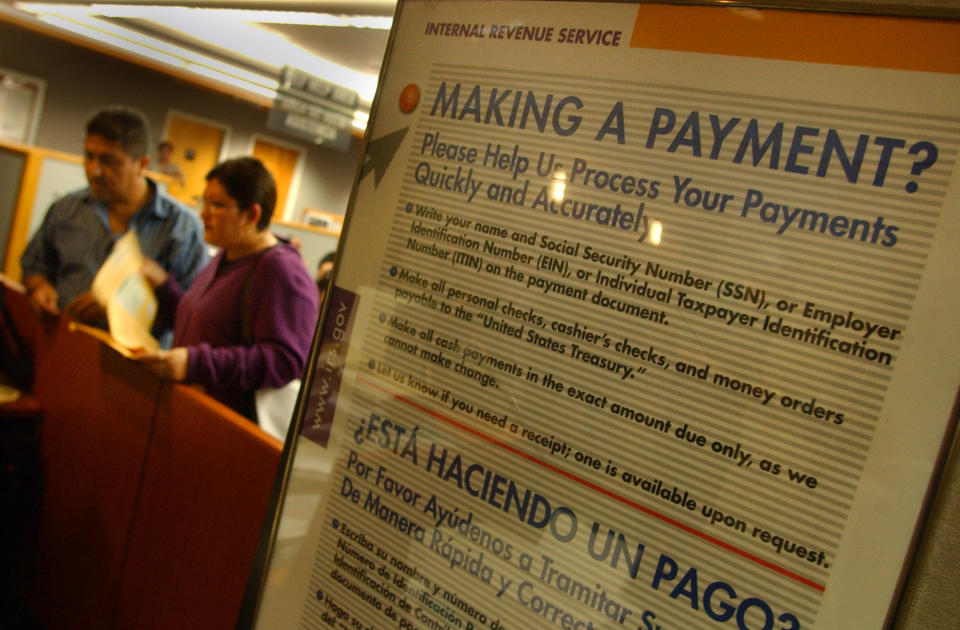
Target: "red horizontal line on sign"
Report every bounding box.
[358,376,827,592]
[630,5,960,74]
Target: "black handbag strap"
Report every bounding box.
[237,248,273,347]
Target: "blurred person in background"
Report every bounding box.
[155,140,185,186]
[316,251,336,306]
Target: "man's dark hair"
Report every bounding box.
[85,108,151,159]
[206,157,277,230]
[158,140,174,152]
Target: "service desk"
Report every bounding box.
[3,283,283,630]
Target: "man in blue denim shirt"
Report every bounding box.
[20,108,208,343]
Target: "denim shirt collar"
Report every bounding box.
[86,177,167,231]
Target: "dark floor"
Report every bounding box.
[1,510,45,630]
[0,593,44,630]
[2,410,45,630]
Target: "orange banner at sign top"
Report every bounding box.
[630,5,960,74]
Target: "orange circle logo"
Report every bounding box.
[399,84,420,113]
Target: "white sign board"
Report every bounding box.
[242,3,960,629]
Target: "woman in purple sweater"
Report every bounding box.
[139,157,318,423]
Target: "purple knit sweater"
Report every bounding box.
[156,241,319,420]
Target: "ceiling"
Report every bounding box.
[0,0,397,125]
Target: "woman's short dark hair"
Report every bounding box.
[86,108,151,159]
[206,157,277,230]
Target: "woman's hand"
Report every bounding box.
[140,257,170,289]
[133,347,188,381]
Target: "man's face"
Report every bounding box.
[84,133,146,204]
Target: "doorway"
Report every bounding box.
[251,135,304,222]
[162,111,228,207]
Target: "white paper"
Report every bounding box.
[91,231,159,351]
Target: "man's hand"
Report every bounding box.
[65,291,107,327]
[24,276,60,317]
[132,347,188,381]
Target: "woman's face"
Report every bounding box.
[200,178,253,250]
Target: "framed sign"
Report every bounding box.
[240,2,960,629]
[0,66,45,145]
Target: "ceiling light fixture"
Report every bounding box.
[85,5,393,29]
[14,2,384,126]
[16,3,393,29]
[352,110,370,131]
[30,12,280,101]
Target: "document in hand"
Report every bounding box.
[91,231,159,352]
